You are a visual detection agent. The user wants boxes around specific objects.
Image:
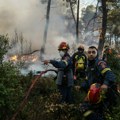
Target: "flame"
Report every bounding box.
[9,54,38,62]
[10,55,18,61]
[32,56,38,62]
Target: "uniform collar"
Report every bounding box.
[62,52,70,59]
[88,57,98,66]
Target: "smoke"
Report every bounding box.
[1,0,99,60]
[1,0,99,75]
[0,0,77,57]
[0,0,42,50]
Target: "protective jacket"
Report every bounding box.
[72,51,87,72]
[81,57,116,91]
[50,53,74,86]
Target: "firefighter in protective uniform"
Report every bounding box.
[44,42,74,103]
[72,45,87,88]
[80,46,117,120]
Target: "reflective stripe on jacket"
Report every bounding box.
[50,53,74,86]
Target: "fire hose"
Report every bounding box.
[10,69,57,120]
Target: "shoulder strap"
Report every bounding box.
[81,55,85,61]
[75,53,84,60]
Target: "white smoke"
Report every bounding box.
[0,0,42,53]
[1,0,98,75]
[0,0,76,75]
[0,0,77,56]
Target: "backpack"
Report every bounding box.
[75,55,85,70]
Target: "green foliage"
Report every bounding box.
[105,50,120,120]
[107,8,120,36]
[0,34,120,120]
[0,35,9,63]
[0,62,24,120]
[106,0,120,49]
[0,35,28,120]
[106,49,120,82]
[112,106,120,120]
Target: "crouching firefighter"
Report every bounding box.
[43,42,74,104]
[79,46,118,120]
[79,83,107,120]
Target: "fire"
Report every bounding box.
[32,56,38,62]
[9,54,39,62]
[10,55,18,61]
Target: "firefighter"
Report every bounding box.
[80,46,117,120]
[72,45,87,88]
[43,42,74,104]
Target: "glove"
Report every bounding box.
[74,85,81,91]
[43,60,50,65]
[100,88,107,100]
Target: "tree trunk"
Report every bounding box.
[69,0,76,25]
[76,0,80,43]
[98,0,107,58]
[40,0,51,60]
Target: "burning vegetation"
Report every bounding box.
[9,54,39,63]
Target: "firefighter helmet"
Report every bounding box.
[87,83,101,104]
[58,42,69,50]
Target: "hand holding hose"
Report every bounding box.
[100,84,108,100]
[43,60,50,65]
